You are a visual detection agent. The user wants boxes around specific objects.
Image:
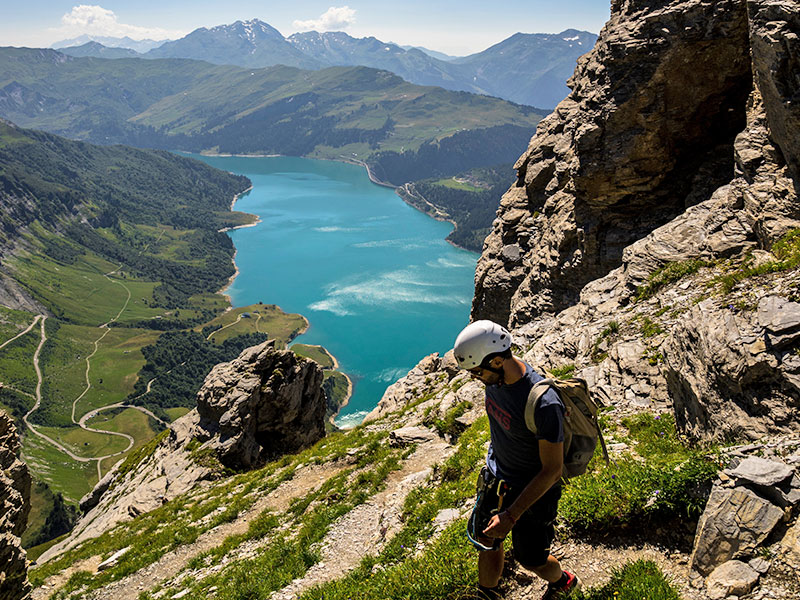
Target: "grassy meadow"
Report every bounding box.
[21,432,99,503]
[201,304,308,346]
[0,305,37,344]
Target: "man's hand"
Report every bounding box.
[482,511,515,539]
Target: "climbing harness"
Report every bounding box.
[467,466,511,551]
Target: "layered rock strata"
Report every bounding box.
[0,411,31,600]
[691,452,800,597]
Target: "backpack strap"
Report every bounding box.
[524,378,558,434]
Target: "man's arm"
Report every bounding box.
[482,439,563,538]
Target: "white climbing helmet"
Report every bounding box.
[453,320,512,370]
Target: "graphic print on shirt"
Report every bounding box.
[485,395,511,430]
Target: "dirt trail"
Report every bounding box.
[270,439,456,600]
[72,461,348,600]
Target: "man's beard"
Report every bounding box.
[482,366,503,386]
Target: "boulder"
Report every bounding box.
[194,340,326,470]
[726,456,794,487]
[389,426,438,446]
[0,411,31,600]
[691,484,783,575]
[706,560,760,599]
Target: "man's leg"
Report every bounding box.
[478,544,504,588]
[526,554,563,583]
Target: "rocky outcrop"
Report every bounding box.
[464,0,800,443]
[39,340,326,564]
[690,452,800,596]
[0,411,31,600]
[192,340,326,470]
[665,295,800,440]
[473,0,754,326]
[364,352,460,423]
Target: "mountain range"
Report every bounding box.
[0,47,543,187]
[56,19,597,108]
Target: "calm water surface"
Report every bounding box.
[189,155,477,427]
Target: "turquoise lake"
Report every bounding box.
[189,155,478,427]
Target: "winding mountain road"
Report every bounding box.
[15,266,162,482]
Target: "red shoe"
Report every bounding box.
[541,571,580,599]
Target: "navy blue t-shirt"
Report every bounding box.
[485,363,564,487]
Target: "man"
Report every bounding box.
[453,320,580,600]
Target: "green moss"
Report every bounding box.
[636,259,710,301]
[638,316,665,338]
[549,364,576,380]
[591,321,620,363]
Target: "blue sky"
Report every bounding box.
[3,2,610,55]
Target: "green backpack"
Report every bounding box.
[524,377,609,479]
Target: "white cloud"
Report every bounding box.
[53,5,184,41]
[293,6,356,32]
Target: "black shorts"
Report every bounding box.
[475,476,561,568]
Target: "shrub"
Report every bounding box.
[713,228,800,294]
[638,316,665,338]
[549,364,576,380]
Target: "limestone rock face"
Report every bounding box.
[193,340,326,470]
[664,296,800,440]
[0,411,31,600]
[473,0,753,326]
[462,0,800,446]
[748,0,800,184]
[364,352,458,423]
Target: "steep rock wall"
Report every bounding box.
[0,411,31,600]
[470,0,799,442]
[472,0,754,326]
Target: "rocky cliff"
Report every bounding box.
[473,0,796,326]
[1,411,32,600]
[37,341,325,565]
[470,0,799,438]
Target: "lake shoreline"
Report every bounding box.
[201,152,476,253]
[191,152,476,425]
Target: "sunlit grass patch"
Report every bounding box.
[560,413,718,531]
[636,259,710,302]
[575,559,682,600]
